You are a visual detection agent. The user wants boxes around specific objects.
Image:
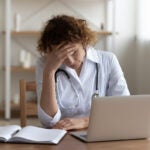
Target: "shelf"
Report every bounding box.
[2,30,116,36]
[2,30,41,36]
[3,66,35,72]
[96,31,118,36]
[0,100,37,117]
[12,31,41,36]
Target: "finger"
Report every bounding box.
[63,124,76,131]
[55,47,76,57]
[53,123,63,129]
[61,44,77,51]
[53,120,66,128]
[56,120,66,126]
[55,42,67,50]
[57,42,76,49]
[54,118,77,130]
[54,49,75,63]
[58,119,72,127]
[53,43,77,62]
[53,122,72,130]
[53,126,64,129]
[56,119,73,129]
[56,43,77,53]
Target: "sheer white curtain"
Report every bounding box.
[136,0,150,94]
[137,0,150,40]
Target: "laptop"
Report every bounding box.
[70,95,150,142]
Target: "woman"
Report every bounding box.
[36,15,130,130]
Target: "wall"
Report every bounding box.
[136,42,150,94]
[115,0,137,94]
[135,0,150,94]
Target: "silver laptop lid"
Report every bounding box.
[87,95,150,142]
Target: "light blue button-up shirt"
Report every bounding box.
[36,47,130,127]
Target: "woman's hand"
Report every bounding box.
[53,117,89,131]
[44,43,77,73]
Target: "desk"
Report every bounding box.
[0,134,150,150]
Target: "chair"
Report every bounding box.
[20,79,37,127]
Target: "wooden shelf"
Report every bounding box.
[3,66,35,72]
[12,31,41,35]
[96,31,118,36]
[2,30,41,36]
[0,101,20,117]
[2,30,117,36]
[0,100,37,117]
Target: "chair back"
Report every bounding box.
[20,79,37,127]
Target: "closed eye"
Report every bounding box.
[72,50,77,56]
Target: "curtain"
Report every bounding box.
[136,0,150,94]
[137,0,150,40]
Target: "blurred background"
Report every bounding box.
[0,0,150,121]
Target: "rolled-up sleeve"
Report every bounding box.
[38,105,61,127]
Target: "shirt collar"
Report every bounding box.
[86,46,100,64]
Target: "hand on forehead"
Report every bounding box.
[57,42,78,49]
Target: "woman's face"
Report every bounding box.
[50,42,86,70]
[63,43,86,70]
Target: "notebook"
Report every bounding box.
[70,95,150,142]
[0,125,67,144]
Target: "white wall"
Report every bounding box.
[135,0,150,94]
[115,0,137,94]
[136,42,150,94]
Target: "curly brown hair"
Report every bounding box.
[37,15,97,55]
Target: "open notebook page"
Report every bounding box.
[10,126,67,144]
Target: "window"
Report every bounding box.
[137,0,150,40]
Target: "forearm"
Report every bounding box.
[40,69,58,117]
